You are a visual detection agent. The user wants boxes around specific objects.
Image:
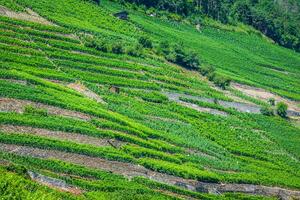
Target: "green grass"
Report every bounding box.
[0,0,299,199]
[0,166,80,200]
[103,0,300,100]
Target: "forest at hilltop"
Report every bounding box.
[111,0,300,52]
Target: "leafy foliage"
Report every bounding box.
[117,0,300,51]
[276,102,288,118]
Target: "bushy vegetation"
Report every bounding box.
[276,102,288,118]
[158,42,200,70]
[260,106,274,116]
[0,166,79,200]
[117,0,300,52]
[0,1,299,199]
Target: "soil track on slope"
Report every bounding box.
[28,171,83,195]
[1,144,300,200]
[0,98,91,120]
[68,83,106,104]
[165,91,300,117]
[232,83,300,115]
[0,6,54,25]
[0,125,124,148]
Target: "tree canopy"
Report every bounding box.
[117,0,300,52]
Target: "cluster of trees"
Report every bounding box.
[84,35,150,57]
[157,41,200,70]
[260,99,288,118]
[116,0,300,51]
[157,41,231,89]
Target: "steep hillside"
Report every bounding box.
[113,0,300,51]
[0,0,299,199]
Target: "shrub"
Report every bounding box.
[167,44,200,70]
[84,38,109,52]
[276,102,288,118]
[212,74,231,89]
[183,51,200,70]
[260,106,274,116]
[199,65,215,76]
[112,43,124,54]
[207,72,216,81]
[94,40,110,52]
[93,0,100,4]
[268,98,275,106]
[126,44,143,57]
[157,41,171,55]
[138,36,153,48]
[5,164,28,177]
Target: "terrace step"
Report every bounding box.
[28,171,83,195]
[67,83,106,104]
[0,6,54,26]
[0,98,91,120]
[1,144,300,199]
[0,125,124,148]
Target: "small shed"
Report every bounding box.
[114,11,129,20]
[109,86,120,94]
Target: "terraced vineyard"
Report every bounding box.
[0,0,300,199]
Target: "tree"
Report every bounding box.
[260,106,274,116]
[139,36,153,48]
[268,98,275,106]
[93,0,100,5]
[276,102,288,118]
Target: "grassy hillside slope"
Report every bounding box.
[0,0,299,199]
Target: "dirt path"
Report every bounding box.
[164,91,260,115]
[0,78,27,85]
[164,91,300,117]
[1,144,300,199]
[0,125,124,148]
[28,171,83,195]
[180,101,228,116]
[164,92,228,116]
[68,83,106,104]
[0,144,196,186]
[0,98,91,120]
[196,182,300,200]
[232,83,300,114]
[0,6,54,26]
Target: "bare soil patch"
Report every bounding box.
[0,79,27,85]
[0,144,198,189]
[232,83,300,113]
[180,101,228,116]
[147,115,187,124]
[68,83,106,104]
[0,125,124,148]
[28,171,83,195]
[0,98,91,120]
[196,182,300,200]
[164,92,228,116]
[1,144,299,199]
[185,148,217,160]
[0,6,54,26]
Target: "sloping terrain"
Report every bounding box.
[0,0,299,199]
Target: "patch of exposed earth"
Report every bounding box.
[0,78,27,85]
[68,83,106,104]
[165,91,300,117]
[0,6,54,25]
[28,171,83,195]
[232,83,300,114]
[0,125,124,148]
[0,98,91,120]
[164,92,259,115]
[180,101,228,116]
[1,144,300,199]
